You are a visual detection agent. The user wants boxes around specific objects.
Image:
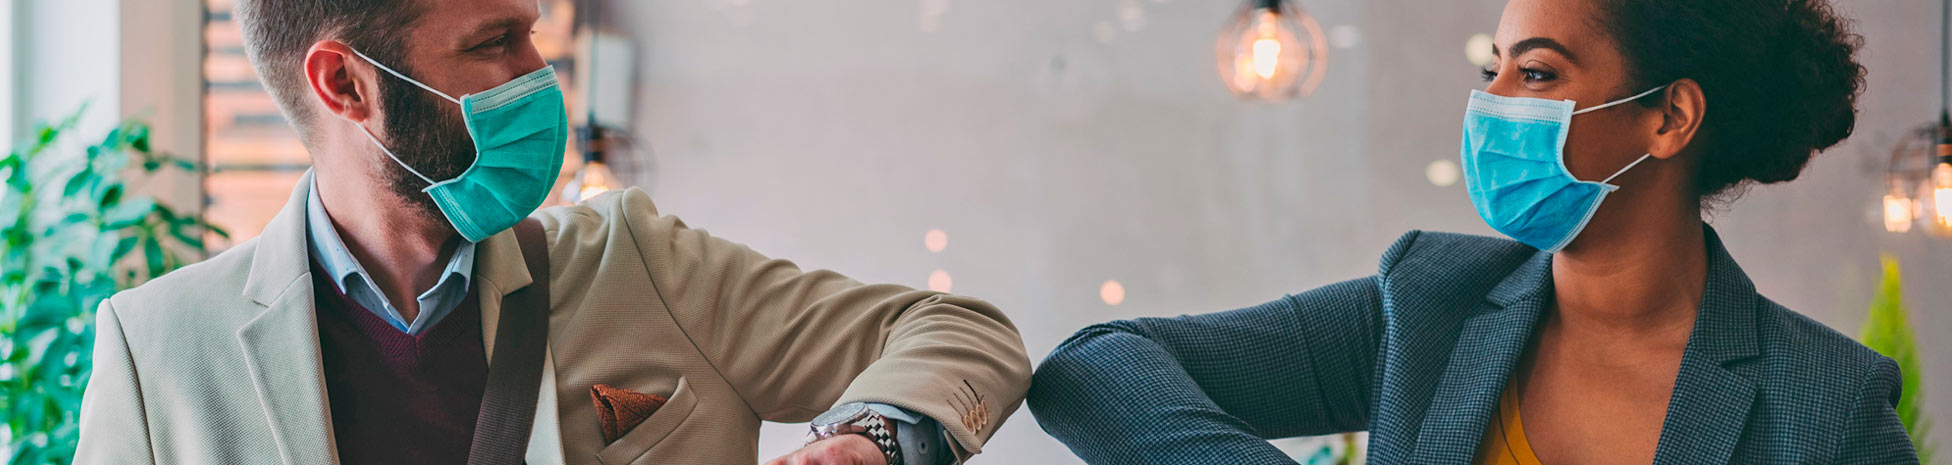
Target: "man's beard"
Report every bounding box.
[372,66,476,226]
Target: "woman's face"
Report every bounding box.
[1487,0,1661,184]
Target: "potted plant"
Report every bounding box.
[0,107,223,464]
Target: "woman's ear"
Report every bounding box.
[1648,78,1706,161]
[304,40,375,124]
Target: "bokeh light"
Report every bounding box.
[929,270,954,293]
[1465,33,1495,67]
[925,228,949,253]
[1100,280,1126,306]
[1426,159,1461,187]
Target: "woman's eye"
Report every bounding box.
[1480,67,1498,82]
[1519,68,1556,82]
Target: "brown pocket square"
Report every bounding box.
[590,384,669,444]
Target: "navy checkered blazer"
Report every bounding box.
[1029,228,1918,464]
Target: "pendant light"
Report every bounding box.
[563,0,621,204]
[1215,0,1328,101]
[1886,0,1952,237]
[564,127,622,204]
[1921,0,1952,237]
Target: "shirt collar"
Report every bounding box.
[304,179,477,306]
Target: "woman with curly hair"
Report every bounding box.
[1027,0,1917,463]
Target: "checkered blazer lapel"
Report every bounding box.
[1652,228,1762,464]
[1405,253,1552,463]
[1388,227,1764,464]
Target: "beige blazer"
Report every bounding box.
[74,172,1030,464]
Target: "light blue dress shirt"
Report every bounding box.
[306,180,950,462]
[307,180,475,335]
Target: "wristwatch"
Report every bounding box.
[806,402,904,465]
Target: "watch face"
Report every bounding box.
[813,402,869,426]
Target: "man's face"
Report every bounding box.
[369,0,546,221]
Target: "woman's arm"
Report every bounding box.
[1028,277,1384,465]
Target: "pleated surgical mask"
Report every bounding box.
[1459,85,1666,252]
[352,49,569,243]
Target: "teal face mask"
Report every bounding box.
[1459,85,1665,252]
[352,49,568,243]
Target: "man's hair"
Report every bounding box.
[234,0,425,144]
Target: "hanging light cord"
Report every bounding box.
[1941,0,1951,164]
[581,0,606,164]
[585,0,601,126]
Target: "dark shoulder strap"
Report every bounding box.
[468,218,551,465]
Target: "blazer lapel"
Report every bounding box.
[236,171,339,465]
[1406,253,1552,463]
[1651,227,1762,464]
[473,227,532,361]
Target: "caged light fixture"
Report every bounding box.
[1883,0,1952,238]
[1215,0,1328,101]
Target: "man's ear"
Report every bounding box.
[303,41,375,123]
[1648,78,1706,161]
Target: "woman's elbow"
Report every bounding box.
[1027,322,1153,419]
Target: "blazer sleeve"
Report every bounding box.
[619,190,1030,461]
[1028,277,1384,465]
[1835,356,1921,463]
[75,299,156,464]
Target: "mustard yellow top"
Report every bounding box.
[1472,381,1544,465]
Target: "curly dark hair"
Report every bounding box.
[1596,0,1867,203]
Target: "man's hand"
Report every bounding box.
[763,434,889,465]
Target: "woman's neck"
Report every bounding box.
[1549,198,1708,346]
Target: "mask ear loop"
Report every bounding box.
[1572,85,1668,116]
[348,48,463,105]
[1574,85,1668,186]
[1601,153,1655,185]
[357,125,438,186]
[346,47,451,187]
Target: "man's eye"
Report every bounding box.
[473,35,509,51]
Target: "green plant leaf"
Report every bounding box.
[1861,256,1935,464]
[142,237,165,279]
[101,197,156,230]
[2,106,222,461]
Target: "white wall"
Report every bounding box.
[16,0,121,138]
[11,0,202,214]
[2,1,15,147]
[605,1,1952,463]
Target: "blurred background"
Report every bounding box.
[2,0,1948,463]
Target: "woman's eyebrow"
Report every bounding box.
[1493,37,1581,66]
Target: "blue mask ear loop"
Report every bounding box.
[346,47,465,187]
[1569,85,1670,188]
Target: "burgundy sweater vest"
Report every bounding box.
[312,261,490,464]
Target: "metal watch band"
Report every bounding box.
[806,408,903,465]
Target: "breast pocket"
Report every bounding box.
[595,377,699,465]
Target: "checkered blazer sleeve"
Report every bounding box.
[1836,355,1920,463]
[1027,277,1384,465]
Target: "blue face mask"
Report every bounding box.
[1459,85,1666,252]
[352,49,569,243]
